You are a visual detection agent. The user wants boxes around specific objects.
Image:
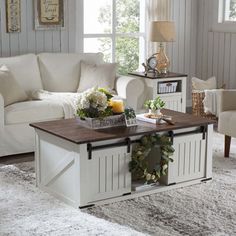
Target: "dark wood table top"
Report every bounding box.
[30,109,215,145]
[128,71,187,79]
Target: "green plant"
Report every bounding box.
[129,134,174,183]
[124,107,136,120]
[98,0,140,75]
[144,97,165,111]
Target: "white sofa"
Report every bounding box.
[0,53,145,157]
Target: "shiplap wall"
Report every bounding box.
[196,0,236,89]
[0,0,76,57]
[167,0,198,103]
[0,0,203,103]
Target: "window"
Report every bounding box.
[83,0,146,75]
[223,0,236,22]
[218,0,236,23]
[213,0,236,32]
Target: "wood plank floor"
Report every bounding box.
[0,153,34,165]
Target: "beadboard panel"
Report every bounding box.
[0,0,76,57]
[196,0,236,89]
[167,0,198,104]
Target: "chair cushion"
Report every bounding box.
[5,100,64,125]
[38,53,104,92]
[0,65,28,106]
[218,111,236,138]
[192,76,217,91]
[77,61,117,92]
[0,54,43,97]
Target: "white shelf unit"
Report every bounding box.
[144,76,187,113]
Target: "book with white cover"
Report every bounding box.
[136,113,165,124]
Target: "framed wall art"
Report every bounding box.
[6,0,21,33]
[34,0,64,30]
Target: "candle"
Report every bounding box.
[111,99,124,113]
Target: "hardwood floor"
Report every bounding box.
[0,153,34,165]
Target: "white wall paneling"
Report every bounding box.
[167,0,198,105]
[2,0,234,103]
[0,0,76,57]
[197,0,236,90]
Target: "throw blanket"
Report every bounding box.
[203,89,223,117]
[31,90,80,119]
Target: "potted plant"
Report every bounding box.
[144,97,165,115]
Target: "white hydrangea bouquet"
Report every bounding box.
[76,87,113,120]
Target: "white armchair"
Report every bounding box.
[0,94,4,129]
[218,90,236,157]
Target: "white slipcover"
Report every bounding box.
[5,100,64,125]
[38,53,104,92]
[0,53,145,157]
[218,90,236,138]
[218,111,236,138]
[0,54,43,96]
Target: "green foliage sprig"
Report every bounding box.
[129,134,174,183]
[124,107,136,119]
[144,97,165,111]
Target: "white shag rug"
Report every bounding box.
[86,132,236,235]
[0,132,236,236]
[0,163,143,236]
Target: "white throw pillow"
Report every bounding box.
[0,54,43,96]
[0,65,28,106]
[38,53,104,92]
[77,61,117,92]
[192,76,217,91]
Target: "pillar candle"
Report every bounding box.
[111,99,124,113]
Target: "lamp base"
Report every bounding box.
[156,43,170,74]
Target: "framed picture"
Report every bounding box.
[34,0,64,30]
[6,0,21,33]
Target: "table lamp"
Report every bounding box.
[149,21,176,74]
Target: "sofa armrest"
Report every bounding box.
[115,75,146,111]
[219,90,236,112]
[0,93,4,128]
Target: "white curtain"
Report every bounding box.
[146,0,171,56]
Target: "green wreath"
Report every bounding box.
[129,134,175,183]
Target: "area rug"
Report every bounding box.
[85,132,236,236]
[0,163,143,235]
[0,132,236,236]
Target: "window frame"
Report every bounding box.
[212,0,236,32]
[82,0,146,72]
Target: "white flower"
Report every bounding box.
[76,87,108,111]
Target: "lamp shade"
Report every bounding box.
[149,21,176,42]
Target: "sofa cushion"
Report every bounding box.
[192,76,217,91]
[38,53,104,92]
[77,61,117,92]
[0,65,28,106]
[5,100,64,125]
[218,111,236,138]
[0,54,43,96]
